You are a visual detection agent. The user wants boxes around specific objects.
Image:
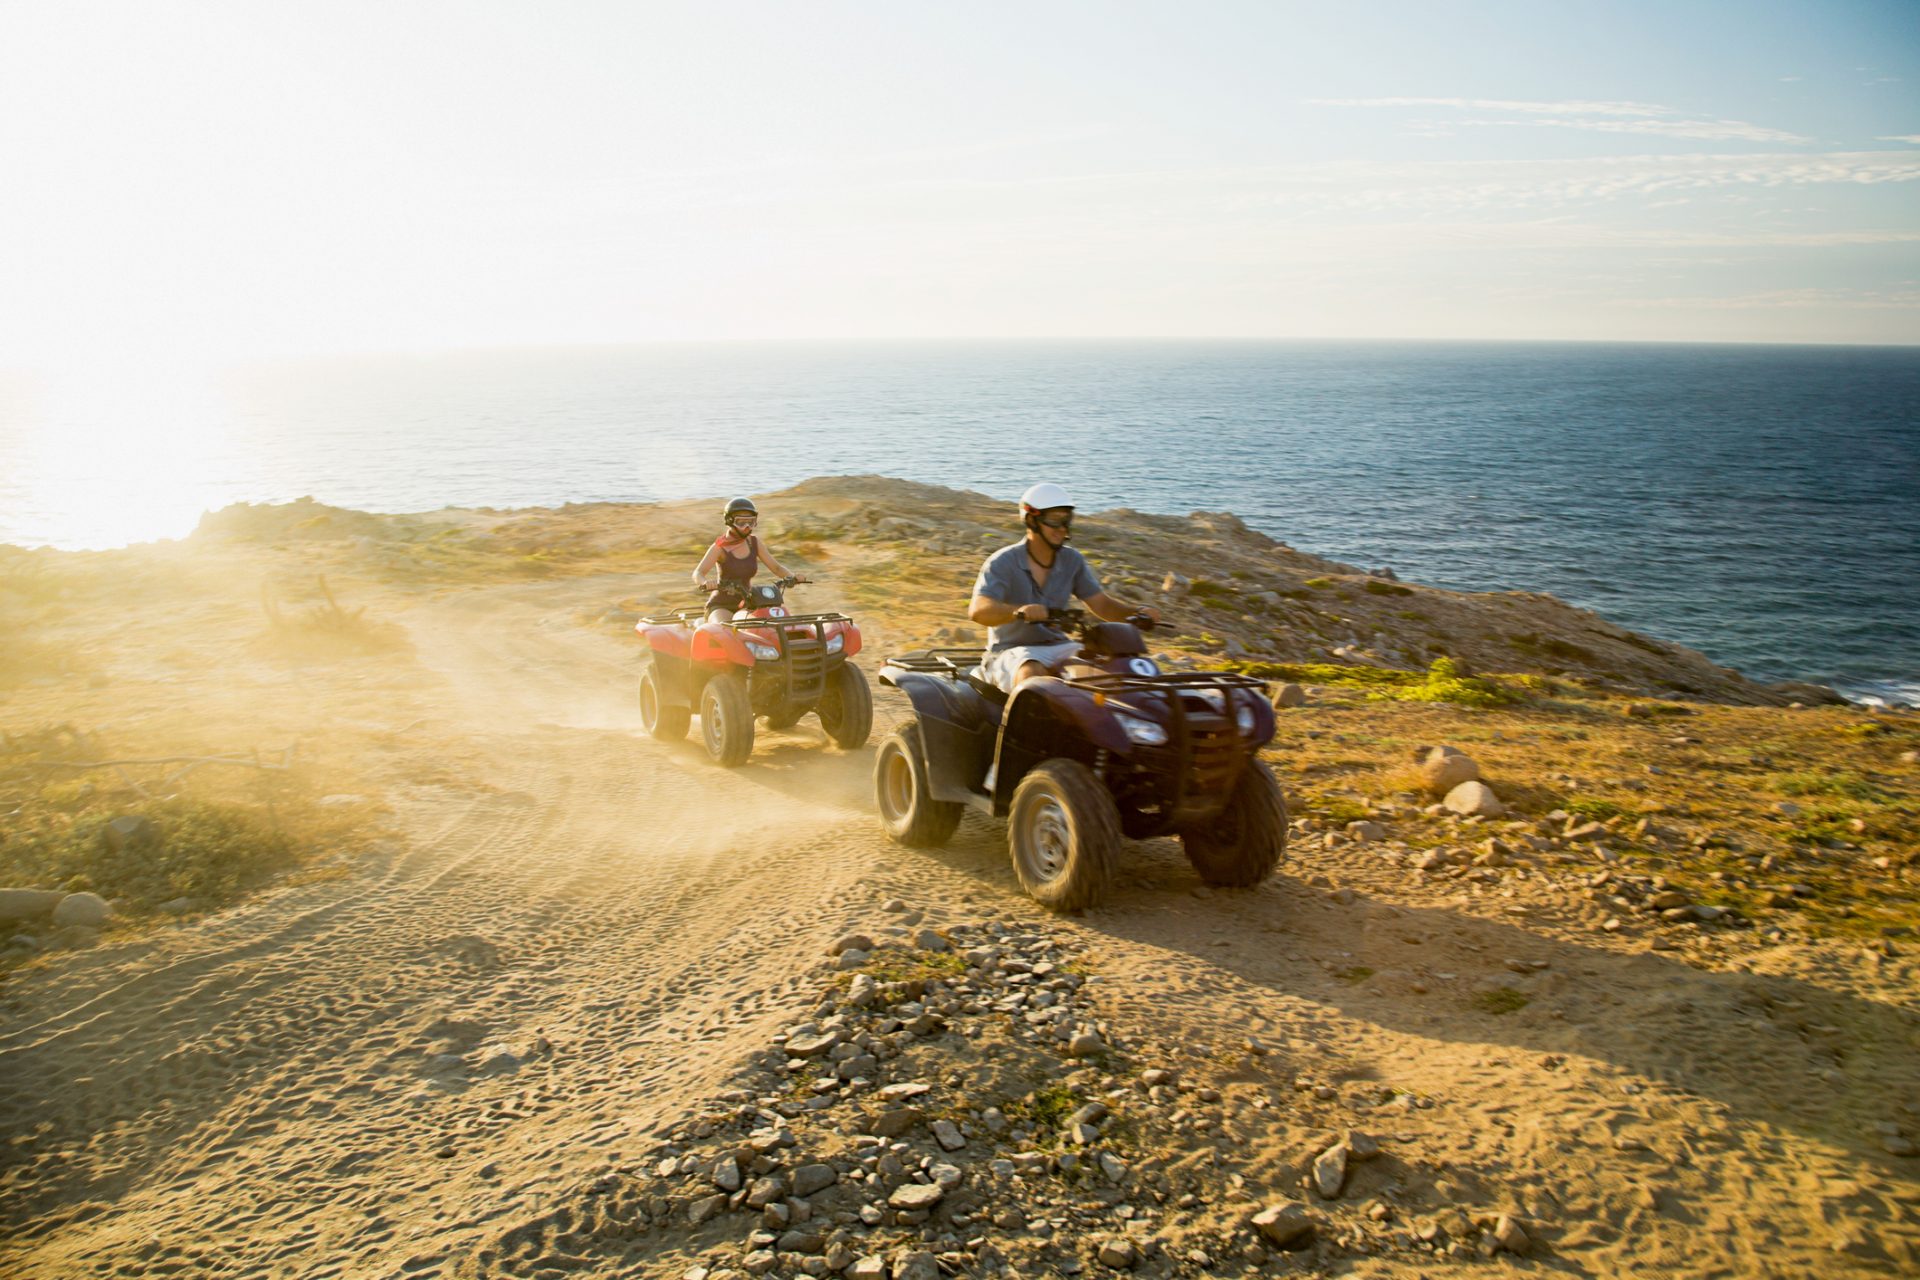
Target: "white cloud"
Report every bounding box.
[1879,135,1920,145]
[1311,96,1808,145]
[1620,287,1920,310]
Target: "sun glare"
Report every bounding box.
[5,355,241,549]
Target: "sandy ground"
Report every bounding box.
[1,569,1915,1278]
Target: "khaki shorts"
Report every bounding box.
[981,640,1081,692]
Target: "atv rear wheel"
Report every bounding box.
[1009,760,1119,912]
[875,722,963,847]
[816,663,873,749]
[700,672,755,767]
[1179,759,1288,887]
[640,665,690,741]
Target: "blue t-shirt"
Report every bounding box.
[972,541,1102,651]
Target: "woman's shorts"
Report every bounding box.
[706,585,750,614]
[980,640,1082,691]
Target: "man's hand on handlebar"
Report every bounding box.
[1014,602,1050,624]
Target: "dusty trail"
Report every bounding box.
[0,579,900,1277]
[2,574,1914,1277]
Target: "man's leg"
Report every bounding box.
[1013,660,1050,687]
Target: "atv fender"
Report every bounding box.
[826,619,862,660]
[691,623,755,667]
[637,621,691,663]
[992,678,1136,813]
[646,650,695,708]
[879,669,998,804]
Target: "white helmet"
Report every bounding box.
[1019,482,1074,513]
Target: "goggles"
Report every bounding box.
[729,514,758,526]
[1035,510,1073,529]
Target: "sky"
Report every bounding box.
[2,0,1917,362]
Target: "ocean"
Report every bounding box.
[3,340,1916,704]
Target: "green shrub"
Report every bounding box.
[0,797,297,911]
[1364,580,1413,597]
[1304,577,1334,590]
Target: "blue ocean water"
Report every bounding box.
[3,341,1916,702]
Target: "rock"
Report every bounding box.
[831,933,875,956]
[740,1249,777,1276]
[1097,1238,1138,1268]
[1883,1135,1918,1158]
[847,974,879,1007]
[1162,572,1189,593]
[1493,1214,1531,1254]
[1250,1201,1316,1249]
[872,1107,922,1138]
[846,1258,887,1280]
[1067,1031,1107,1057]
[0,889,64,922]
[893,1252,941,1280]
[912,928,948,952]
[1312,1143,1349,1198]
[889,1182,946,1211]
[837,950,868,970]
[689,1193,729,1225]
[712,1156,743,1192]
[1345,820,1386,843]
[1345,1130,1380,1161]
[1416,747,1479,795]
[776,1229,827,1254]
[1442,781,1504,818]
[1773,801,1802,818]
[1414,849,1448,872]
[158,897,198,915]
[745,1175,787,1208]
[1271,683,1306,709]
[791,1163,838,1197]
[786,1031,839,1057]
[1649,890,1690,910]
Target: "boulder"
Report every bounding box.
[1416,747,1479,795]
[1442,781,1504,818]
[888,1182,945,1211]
[1271,683,1306,709]
[51,893,111,929]
[101,815,157,852]
[1250,1201,1317,1249]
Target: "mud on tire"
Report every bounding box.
[1179,759,1288,887]
[700,672,755,767]
[640,665,690,741]
[874,722,963,848]
[1008,759,1120,912]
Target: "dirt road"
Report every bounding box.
[2,576,1915,1278]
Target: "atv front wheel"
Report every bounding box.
[700,672,755,767]
[816,663,873,749]
[875,722,962,847]
[1179,759,1288,887]
[640,665,690,741]
[1008,760,1119,911]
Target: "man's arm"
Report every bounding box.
[1085,591,1159,625]
[970,594,1047,627]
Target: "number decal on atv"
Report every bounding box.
[1129,657,1160,675]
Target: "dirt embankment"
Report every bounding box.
[0,477,1914,1279]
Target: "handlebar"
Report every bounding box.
[1042,606,1161,633]
[697,575,813,594]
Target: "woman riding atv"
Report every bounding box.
[693,497,804,623]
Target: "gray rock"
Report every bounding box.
[913,928,949,952]
[847,974,879,1007]
[872,1107,922,1138]
[786,1031,840,1057]
[1443,781,1504,817]
[745,1175,788,1208]
[776,1229,827,1254]
[931,1120,966,1151]
[0,889,64,922]
[831,933,875,956]
[1250,1201,1316,1249]
[740,1249,777,1276]
[893,1252,941,1280]
[1493,1214,1531,1254]
[846,1258,887,1280]
[1067,1031,1107,1057]
[1417,747,1479,795]
[888,1182,946,1211]
[689,1193,728,1225]
[1345,820,1386,843]
[1414,849,1448,872]
[1312,1143,1349,1198]
[1271,682,1306,709]
[712,1155,743,1192]
[791,1163,838,1197]
[1097,1237,1138,1268]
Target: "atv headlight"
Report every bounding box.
[1235,701,1257,734]
[825,633,844,654]
[745,641,780,661]
[1113,709,1169,746]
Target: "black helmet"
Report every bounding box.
[723,497,758,523]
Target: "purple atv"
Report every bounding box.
[875,609,1287,911]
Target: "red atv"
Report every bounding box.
[636,576,871,766]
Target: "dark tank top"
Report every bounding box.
[716,534,757,585]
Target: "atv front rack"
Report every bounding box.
[1061,670,1269,819]
[641,608,852,629]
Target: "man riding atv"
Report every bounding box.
[970,482,1160,692]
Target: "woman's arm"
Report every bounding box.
[757,541,795,579]
[692,545,720,586]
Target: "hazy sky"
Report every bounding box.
[3,0,1917,361]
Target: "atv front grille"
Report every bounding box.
[785,638,826,702]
